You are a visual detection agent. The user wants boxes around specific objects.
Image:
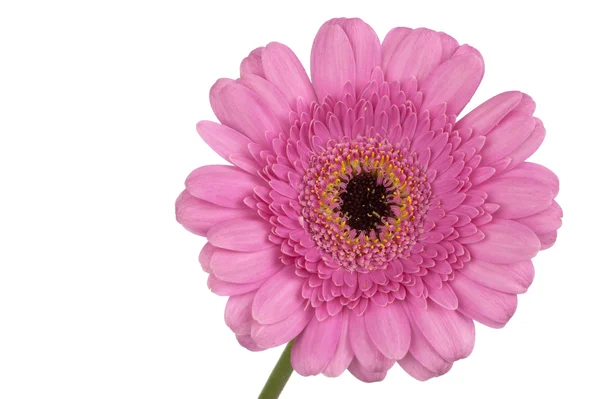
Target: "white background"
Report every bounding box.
[1,0,598,398]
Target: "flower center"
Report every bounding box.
[339,173,390,232]
[299,136,432,272]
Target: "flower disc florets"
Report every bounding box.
[300,136,431,272]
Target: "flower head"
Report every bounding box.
[176,18,562,382]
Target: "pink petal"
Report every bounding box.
[291,313,343,376]
[454,91,523,135]
[381,27,412,71]
[236,334,264,352]
[539,231,558,250]
[476,177,553,219]
[480,112,536,165]
[196,121,257,173]
[469,166,496,185]
[516,201,562,236]
[439,32,459,63]
[228,153,258,175]
[426,282,459,310]
[440,193,466,211]
[348,311,395,372]
[198,243,214,273]
[505,118,545,170]
[239,74,292,130]
[185,165,263,208]
[458,259,534,294]
[209,79,281,143]
[468,219,540,264]
[407,297,475,362]
[386,28,442,84]
[262,42,317,106]
[432,178,460,195]
[405,311,453,374]
[311,24,356,102]
[398,352,452,381]
[251,307,312,349]
[348,358,388,382]
[175,190,255,235]
[252,267,305,324]
[206,217,274,252]
[365,301,411,360]
[225,291,256,335]
[208,78,230,118]
[328,18,382,93]
[511,92,536,114]
[210,246,283,283]
[451,272,518,328]
[420,45,484,116]
[240,47,265,78]
[500,162,559,198]
[323,309,353,377]
[269,180,297,199]
[207,274,264,296]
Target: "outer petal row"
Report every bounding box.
[311,18,382,100]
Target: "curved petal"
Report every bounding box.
[175,190,255,235]
[426,282,459,310]
[476,177,553,219]
[291,313,343,376]
[386,28,442,84]
[252,266,305,324]
[500,162,559,198]
[539,231,558,250]
[405,310,453,374]
[381,27,412,71]
[210,246,283,283]
[209,79,281,143]
[454,91,523,135]
[225,291,256,336]
[468,219,540,264]
[348,311,395,372]
[327,18,382,92]
[439,32,459,63]
[196,121,255,169]
[480,112,536,166]
[207,274,265,296]
[236,334,264,352]
[240,47,265,78]
[198,243,215,273]
[262,42,317,106]
[323,309,353,377]
[364,301,411,360]
[206,217,274,252]
[311,23,356,102]
[348,358,388,382]
[458,259,534,294]
[239,74,292,130]
[398,352,452,381]
[251,307,312,349]
[516,201,562,236]
[451,272,518,328]
[505,118,546,170]
[185,165,263,208]
[407,297,475,362]
[420,45,485,116]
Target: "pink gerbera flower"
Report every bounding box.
[176,18,562,383]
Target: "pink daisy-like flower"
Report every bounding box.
[176,18,562,382]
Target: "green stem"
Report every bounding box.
[258,340,294,399]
